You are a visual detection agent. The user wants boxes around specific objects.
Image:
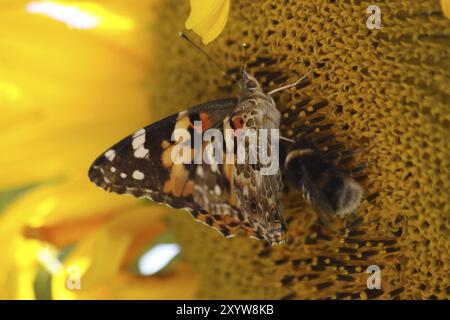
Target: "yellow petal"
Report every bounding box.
[0,180,133,298]
[96,264,199,300]
[53,263,199,300]
[0,237,43,299]
[1,179,137,232]
[50,206,188,299]
[442,0,450,19]
[185,0,230,45]
[24,213,114,248]
[0,183,54,299]
[0,1,155,190]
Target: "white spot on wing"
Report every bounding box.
[132,170,145,180]
[243,186,249,197]
[196,166,204,178]
[214,185,221,195]
[210,163,218,173]
[104,149,115,161]
[177,110,188,120]
[120,172,127,178]
[110,167,116,173]
[132,132,145,149]
[133,128,145,137]
[134,146,149,158]
[132,129,149,158]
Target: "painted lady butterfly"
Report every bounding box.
[88,67,363,245]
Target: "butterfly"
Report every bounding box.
[88,68,364,245]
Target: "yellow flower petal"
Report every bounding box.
[0,0,203,300]
[50,206,195,299]
[442,0,450,19]
[185,0,230,45]
[0,237,43,299]
[0,1,154,190]
[1,179,136,232]
[53,263,199,300]
[98,264,199,300]
[0,183,55,299]
[0,180,132,298]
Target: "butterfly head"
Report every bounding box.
[240,70,263,97]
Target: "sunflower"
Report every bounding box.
[0,0,198,299]
[151,0,450,300]
[1,0,448,301]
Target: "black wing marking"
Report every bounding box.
[89,97,268,240]
[88,98,237,210]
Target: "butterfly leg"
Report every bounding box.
[268,69,313,96]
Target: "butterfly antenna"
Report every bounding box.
[240,43,248,76]
[179,32,238,86]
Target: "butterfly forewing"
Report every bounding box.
[89,98,236,207]
[89,98,267,240]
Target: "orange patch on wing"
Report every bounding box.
[199,112,213,131]
[232,116,244,130]
[161,145,175,169]
[222,215,241,231]
[162,135,194,169]
[196,209,261,241]
[194,210,243,237]
[182,180,194,197]
[163,163,190,197]
[223,163,239,207]
[161,139,171,149]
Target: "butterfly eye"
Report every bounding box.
[250,199,258,213]
[246,80,257,89]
